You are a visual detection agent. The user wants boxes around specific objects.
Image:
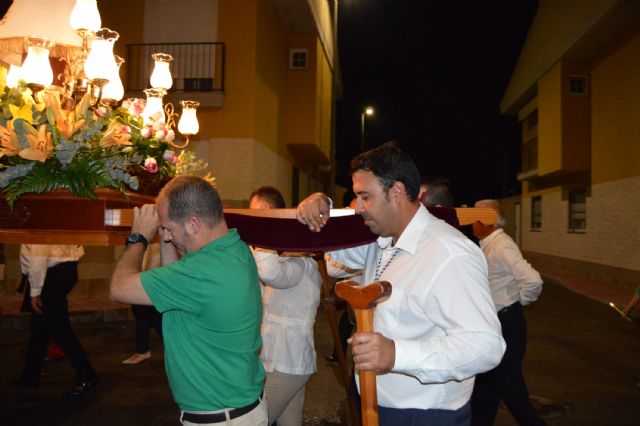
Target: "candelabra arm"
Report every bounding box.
[168,135,191,149]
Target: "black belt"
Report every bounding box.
[182,393,262,424]
[498,301,521,316]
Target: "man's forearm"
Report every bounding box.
[110,244,152,305]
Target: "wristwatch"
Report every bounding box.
[125,233,149,250]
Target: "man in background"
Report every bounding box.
[14,244,99,399]
[419,175,454,208]
[471,199,545,426]
[249,185,322,426]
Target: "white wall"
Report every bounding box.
[522,175,640,271]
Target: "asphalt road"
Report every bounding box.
[0,281,639,425]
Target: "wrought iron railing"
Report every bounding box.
[126,42,225,93]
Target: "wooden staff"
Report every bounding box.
[335,279,392,426]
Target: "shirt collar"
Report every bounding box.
[479,228,503,249]
[376,204,428,255]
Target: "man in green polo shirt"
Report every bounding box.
[110,175,266,425]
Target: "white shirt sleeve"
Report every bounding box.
[393,253,506,383]
[20,245,50,297]
[252,248,304,289]
[20,244,84,297]
[500,241,543,306]
[325,245,370,277]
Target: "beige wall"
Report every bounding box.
[501,0,619,113]
[591,26,640,185]
[192,137,292,206]
[537,63,563,175]
[561,60,590,172]
[284,33,318,147]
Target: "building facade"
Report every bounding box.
[0,0,338,302]
[500,0,640,291]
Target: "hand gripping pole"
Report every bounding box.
[335,279,392,426]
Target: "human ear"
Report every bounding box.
[185,215,201,235]
[391,181,405,202]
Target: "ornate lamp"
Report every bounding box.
[6,64,23,88]
[174,100,200,148]
[150,53,174,90]
[84,28,119,89]
[142,88,167,124]
[21,36,55,92]
[101,55,125,106]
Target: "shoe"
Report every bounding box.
[122,351,151,364]
[63,377,100,399]
[11,376,40,389]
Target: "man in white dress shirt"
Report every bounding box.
[249,186,322,426]
[14,244,100,399]
[296,142,505,425]
[470,199,545,426]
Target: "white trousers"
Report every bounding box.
[265,370,311,426]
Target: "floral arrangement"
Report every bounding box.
[0,67,213,207]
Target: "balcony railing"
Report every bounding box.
[126,42,225,94]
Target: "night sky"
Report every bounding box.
[335,0,539,206]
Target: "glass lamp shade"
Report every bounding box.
[150,53,173,90]
[21,37,55,86]
[102,55,125,101]
[178,101,200,135]
[6,64,23,88]
[84,28,119,81]
[142,88,167,123]
[69,0,101,32]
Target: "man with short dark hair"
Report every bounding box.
[111,175,266,425]
[419,175,454,208]
[296,142,505,425]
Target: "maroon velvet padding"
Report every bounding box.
[224,213,377,252]
[224,206,460,252]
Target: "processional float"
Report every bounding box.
[0,190,497,426]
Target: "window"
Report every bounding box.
[569,75,588,96]
[531,196,542,230]
[568,189,586,232]
[289,49,308,69]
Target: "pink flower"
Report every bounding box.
[163,150,178,163]
[144,157,158,174]
[120,125,131,134]
[155,129,167,140]
[149,111,163,123]
[125,98,145,117]
[152,121,165,131]
[141,127,153,138]
[165,129,176,143]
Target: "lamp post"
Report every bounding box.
[360,106,375,152]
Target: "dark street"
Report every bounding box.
[1,280,639,425]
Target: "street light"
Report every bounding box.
[360,106,375,152]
